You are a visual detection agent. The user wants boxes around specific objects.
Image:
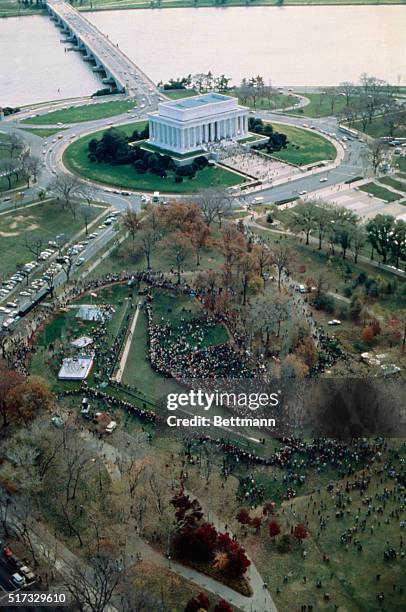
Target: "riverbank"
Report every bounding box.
[1,0,405,19]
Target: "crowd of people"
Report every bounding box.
[145,296,254,380]
[222,149,300,183]
[62,386,156,425]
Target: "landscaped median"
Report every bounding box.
[359,181,402,202]
[63,121,243,193]
[20,99,137,125]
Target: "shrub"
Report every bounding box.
[277,533,295,553]
[269,520,281,539]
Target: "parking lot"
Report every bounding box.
[0,209,121,330]
[319,186,406,222]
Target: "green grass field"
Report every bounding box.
[266,122,337,166]
[237,93,299,111]
[287,91,351,118]
[396,157,406,172]
[359,182,401,202]
[21,100,137,126]
[0,132,25,192]
[353,115,406,138]
[63,122,242,193]
[163,89,199,100]
[122,288,228,398]
[243,442,406,612]
[378,176,406,194]
[0,200,103,278]
[20,127,66,138]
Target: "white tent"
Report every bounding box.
[71,336,93,349]
[58,357,93,380]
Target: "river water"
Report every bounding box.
[1,6,405,107]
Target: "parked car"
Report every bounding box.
[19,566,35,582]
[12,573,26,587]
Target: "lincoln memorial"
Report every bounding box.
[147,93,249,156]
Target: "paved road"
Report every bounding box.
[244,112,368,205]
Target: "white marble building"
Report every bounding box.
[147,93,249,156]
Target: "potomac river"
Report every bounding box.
[1,5,405,106]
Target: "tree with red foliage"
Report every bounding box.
[362,325,375,345]
[293,523,308,544]
[236,508,251,526]
[0,361,25,427]
[184,592,210,612]
[269,520,281,541]
[214,600,234,612]
[216,532,250,578]
[226,544,251,578]
[190,522,218,561]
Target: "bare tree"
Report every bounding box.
[48,174,82,218]
[367,140,387,175]
[43,267,58,299]
[271,245,292,291]
[338,81,355,106]
[163,232,193,284]
[195,188,232,227]
[24,233,43,261]
[61,252,76,283]
[122,208,140,251]
[65,554,123,612]
[20,155,41,187]
[139,226,157,269]
[0,158,18,190]
[0,132,23,159]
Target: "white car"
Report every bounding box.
[299,190,307,196]
[11,573,26,587]
[319,178,328,183]
[328,319,342,326]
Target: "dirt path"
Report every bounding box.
[112,299,141,383]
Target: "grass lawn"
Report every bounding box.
[63,123,242,193]
[0,132,23,160]
[359,182,401,202]
[0,200,103,277]
[378,176,406,194]
[85,221,227,280]
[20,127,66,138]
[395,157,406,172]
[21,100,136,126]
[287,92,351,118]
[241,444,406,612]
[265,122,337,166]
[0,175,25,194]
[0,132,25,192]
[252,225,401,308]
[0,0,43,16]
[236,93,299,111]
[122,288,228,400]
[353,115,406,138]
[163,89,199,100]
[121,305,183,400]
